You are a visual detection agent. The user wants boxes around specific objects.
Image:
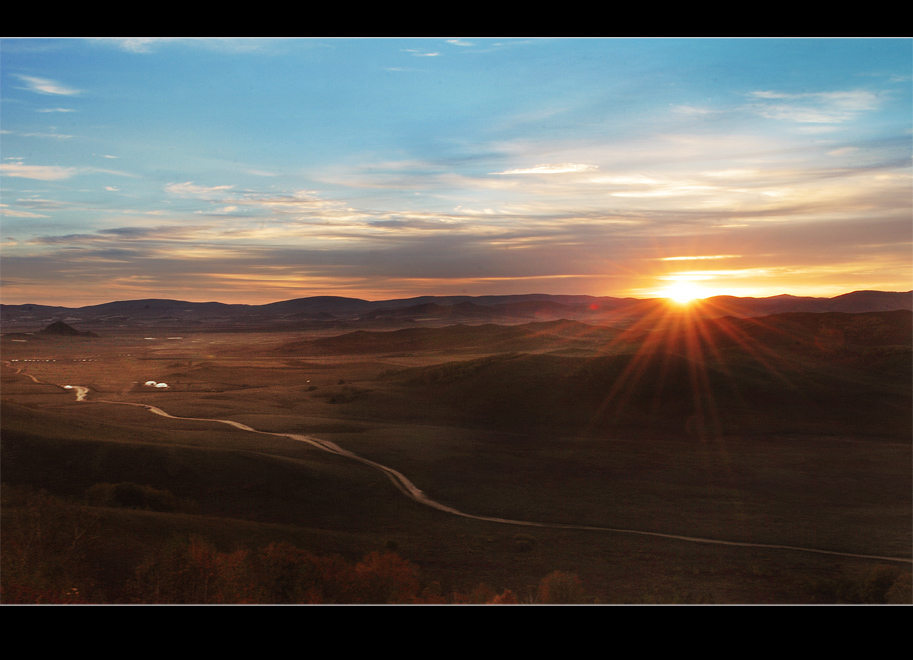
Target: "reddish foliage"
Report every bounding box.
[1,583,88,604]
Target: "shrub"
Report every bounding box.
[809,564,912,604]
[249,542,334,604]
[537,570,592,604]
[127,536,252,604]
[84,482,181,512]
[512,533,537,553]
[352,551,422,604]
[489,589,520,604]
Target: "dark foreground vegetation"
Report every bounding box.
[1,484,599,604]
[4,484,909,605]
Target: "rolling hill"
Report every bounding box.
[2,290,910,333]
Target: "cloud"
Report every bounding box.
[0,163,78,180]
[15,130,74,140]
[105,38,166,53]
[447,40,474,47]
[0,204,48,218]
[827,147,859,157]
[657,255,741,261]
[163,182,359,222]
[670,104,717,116]
[493,163,599,175]
[27,224,214,246]
[165,181,236,198]
[402,49,440,57]
[92,37,280,54]
[37,107,76,113]
[747,89,880,124]
[15,75,80,96]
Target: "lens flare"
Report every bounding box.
[665,282,707,304]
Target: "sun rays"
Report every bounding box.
[664,282,709,305]
[576,289,820,447]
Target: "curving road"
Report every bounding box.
[5,362,911,565]
[64,385,90,401]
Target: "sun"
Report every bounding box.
[664,282,707,305]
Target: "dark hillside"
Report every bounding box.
[639,310,912,357]
[276,320,620,356]
[0,400,423,531]
[826,290,913,313]
[382,311,912,438]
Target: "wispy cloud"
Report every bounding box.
[10,130,74,140]
[164,182,360,222]
[15,75,80,96]
[165,181,236,198]
[0,163,78,180]
[104,38,167,53]
[0,204,48,218]
[27,224,215,245]
[402,49,440,57]
[93,37,281,54]
[493,163,599,175]
[747,90,880,124]
[671,104,717,116]
[657,255,742,261]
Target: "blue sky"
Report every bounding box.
[1,37,911,305]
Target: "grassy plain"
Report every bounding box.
[2,311,911,603]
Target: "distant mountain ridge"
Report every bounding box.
[1,290,910,332]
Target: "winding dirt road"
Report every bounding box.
[5,362,911,565]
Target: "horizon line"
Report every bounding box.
[2,288,911,309]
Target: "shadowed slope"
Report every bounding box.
[373,311,912,438]
[275,320,620,357]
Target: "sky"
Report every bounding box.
[1,37,911,306]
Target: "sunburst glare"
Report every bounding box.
[664,282,709,304]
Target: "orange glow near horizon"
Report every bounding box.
[0,259,909,308]
[663,282,710,305]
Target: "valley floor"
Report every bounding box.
[2,321,910,604]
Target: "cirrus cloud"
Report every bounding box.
[493,163,599,175]
[0,163,79,180]
[15,75,80,96]
[747,89,880,124]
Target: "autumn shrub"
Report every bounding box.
[351,551,422,604]
[248,542,353,604]
[127,536,252,604]
[489,589,520,604]
[452,583,496,604]
[537,570,593,604]
[452,583,522,604]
